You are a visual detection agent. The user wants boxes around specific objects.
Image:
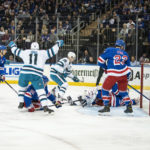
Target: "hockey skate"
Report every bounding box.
[18,102,24,109]
[67,96,77,106]
[124,103,133,113]
[98,105,110,113]
[43,106,54,114]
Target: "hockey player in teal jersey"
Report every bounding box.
[50,52,80,101]
[8,40,64,113]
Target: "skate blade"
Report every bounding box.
[98,112,110,116]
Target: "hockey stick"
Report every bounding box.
[48,98,80,107]
[128,84,150,101]
[5,80,18,95]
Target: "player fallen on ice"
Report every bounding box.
[0,45,10,83]
[78,83,139,108]
[50,52,80,101]
[24,75,62,112]
[97,39,133,113]
[8,40,64,113]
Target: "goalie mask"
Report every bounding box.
[31,42,39,50]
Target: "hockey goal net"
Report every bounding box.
[140,63,150,116]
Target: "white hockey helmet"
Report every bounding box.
[31,42,39,50]
[68,52,76,60]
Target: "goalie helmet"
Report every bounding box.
[68,52,76,60]
[31,42,39,50]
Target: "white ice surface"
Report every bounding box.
[0,84,150,150]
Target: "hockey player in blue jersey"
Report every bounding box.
[8,40,64,113]
[50,52,80,101]
[0,45,8,83]
[24,75,62,112]
[97,39,132,113]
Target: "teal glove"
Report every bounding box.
[72,76,80,82]
[8,41,16,48]
[56,40,64,47]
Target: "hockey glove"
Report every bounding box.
[127,72,132,81]
[78,96,87,107]
[54,101,62,108]
[56,40,64,47]
[0,75,5,82]
[8,41,17,48]
[72,76,80,82]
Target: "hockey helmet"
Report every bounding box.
[0,45,7,50]
[42,75,49,84]
[115,39,125,49]
[68,52,76,60]
[31,42,39,50]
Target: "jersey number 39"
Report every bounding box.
[113,55,127,65]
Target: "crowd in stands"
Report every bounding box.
[0,0,114,62]
[0,0,150,65]
[89,0,150,65]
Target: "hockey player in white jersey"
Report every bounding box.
[50,52,80,101]
[8,40,64,113]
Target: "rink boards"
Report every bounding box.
[3,63,150,90]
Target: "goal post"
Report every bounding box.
[140,63,150,116]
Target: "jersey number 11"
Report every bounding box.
[29,53,38,65]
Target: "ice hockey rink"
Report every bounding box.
[0,84,150,150]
